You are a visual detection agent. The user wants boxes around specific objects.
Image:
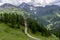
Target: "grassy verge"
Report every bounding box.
[0,23,33,40]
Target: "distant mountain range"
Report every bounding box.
[0,3,18,8]
[0,3,60,30]
[19,3,60,16]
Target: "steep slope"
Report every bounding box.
[0,2,60,32]
[19,3,60,39]
[19,3,60,28]
[0,5,59,40]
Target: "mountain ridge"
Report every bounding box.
[0,3,60,30]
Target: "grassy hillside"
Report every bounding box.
[0,23,34,40]
[0,23,58,40]
[0,7,59,40]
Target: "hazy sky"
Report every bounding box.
[0,0,60,7]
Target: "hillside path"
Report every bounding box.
[24,17,40,40]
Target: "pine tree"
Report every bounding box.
[3,13,8,23]
[19,15,24,26]
[10,13,16,28]
[16,14,20,29]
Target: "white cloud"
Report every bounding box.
[30,0,60,7]
[0,0,60,7]
[0,3,4,6]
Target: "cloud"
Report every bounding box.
[0,0,32,6]
[0,0,60,7]
[29,0,60,7]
